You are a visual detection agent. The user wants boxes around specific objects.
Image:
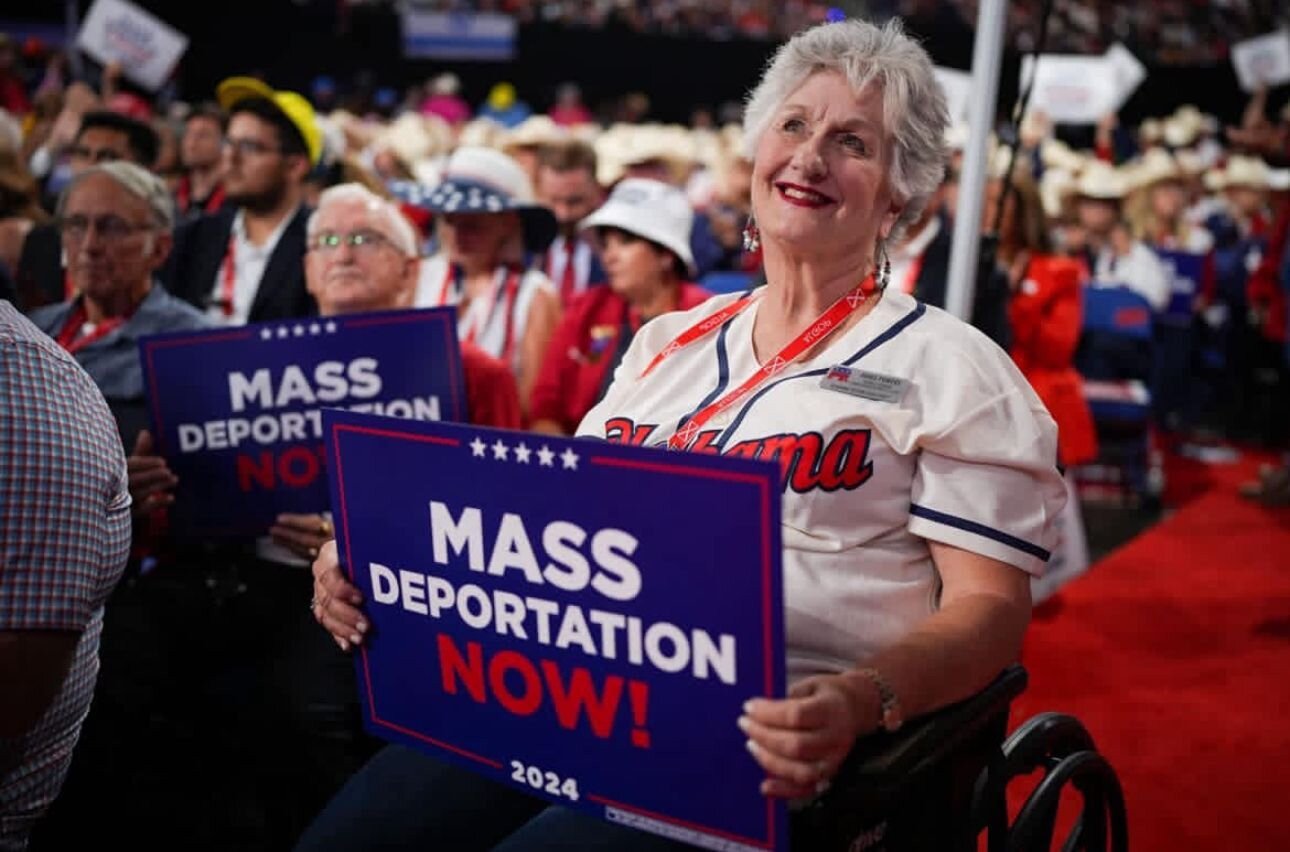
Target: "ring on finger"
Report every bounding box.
[309,545,319,559]
[319,519,332,537]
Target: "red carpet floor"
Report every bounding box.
[1009,451,1290,850]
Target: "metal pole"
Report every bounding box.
[944,0,1007,321]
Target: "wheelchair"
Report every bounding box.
[790,666,1127,852]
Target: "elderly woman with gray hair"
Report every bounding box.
[302,18,1065,850]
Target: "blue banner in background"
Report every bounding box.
[324,411,787,852]
[139,308,465,538]
[400,11,517,61]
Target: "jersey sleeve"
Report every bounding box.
[905,332,1067,577]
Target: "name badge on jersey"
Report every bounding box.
[820,365,910,403]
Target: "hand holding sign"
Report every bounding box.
[140,308,465,537]
[127,429,177,518]
[742,674,878,799]
[311,540,369,651]
[324,411,787,850]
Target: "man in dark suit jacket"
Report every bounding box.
[160,77,322,323]
[14,110,159,312]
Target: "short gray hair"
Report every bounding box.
[307,183,419,257]
[742,18,949,239]
[58,161,175,229]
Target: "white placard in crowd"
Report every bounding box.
[75,0,188,92]
[1231,30,1290,93]
[1020,54,1119,125]
[934,66,973,124]
[1104,43,1146,110]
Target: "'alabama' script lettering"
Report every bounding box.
[601,418,873,494]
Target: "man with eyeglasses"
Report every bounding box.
[14,111,160,313]
[161,77,321,326]
[28,162,206,445]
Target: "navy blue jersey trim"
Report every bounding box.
[715,302,927,450]
[674,313,735,434]
[909,503,1051,562]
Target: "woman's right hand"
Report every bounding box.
[311,540,369,652]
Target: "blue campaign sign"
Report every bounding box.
[139,308,466,537]
[1152,247,1207,324]
[324,410,788,852]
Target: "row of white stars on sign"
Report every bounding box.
[469,437,580,469]
[259,321,340,340]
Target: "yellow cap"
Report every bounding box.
[488,82,516,111]
[216,76,323,166]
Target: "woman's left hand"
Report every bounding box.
[739,673,878,799]
[270,513,334,561]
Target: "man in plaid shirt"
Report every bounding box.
[0,301,131,849]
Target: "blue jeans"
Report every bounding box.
[294,744,699,851]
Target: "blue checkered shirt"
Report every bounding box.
[0,301,131,849]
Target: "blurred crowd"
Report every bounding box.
[394,0,1288,63]
[412,0,848,40]
[948,0,1287,65]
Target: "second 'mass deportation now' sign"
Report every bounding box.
[324,411,787,851]
[140,308,465,537]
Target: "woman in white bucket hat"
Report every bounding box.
[414,146,562,414]
[529,178,713,435]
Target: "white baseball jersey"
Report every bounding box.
[576,287,1067,684]
[414,254,556,373]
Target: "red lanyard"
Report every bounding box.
[437,262,457,306]
[900,253,925,295]
[55,302,129,354]
[178,178,224,215]
[219,235,237,317]
[559,239,578,303]
[462,267,522,363]
[642,276,877,451]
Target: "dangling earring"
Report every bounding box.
[742,217,761,252]
[875,238,891,291]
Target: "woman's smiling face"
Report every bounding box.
[751,71,902,262]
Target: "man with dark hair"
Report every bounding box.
[13,111,160,311]
[161,77,320,324]
[175,103,227,222]
[69,110,161,169]
[535,140,605,307]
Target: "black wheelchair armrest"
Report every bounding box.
[836,664,1028,795]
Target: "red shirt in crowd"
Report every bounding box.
[529,283,711,434]
[1008,254,1099,467]
[462,342,522,429]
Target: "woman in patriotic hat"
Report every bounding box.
[529,178,712,436]
[413,145,560,415]
[307,17,1064,848]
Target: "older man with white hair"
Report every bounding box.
[269,183,522,562]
